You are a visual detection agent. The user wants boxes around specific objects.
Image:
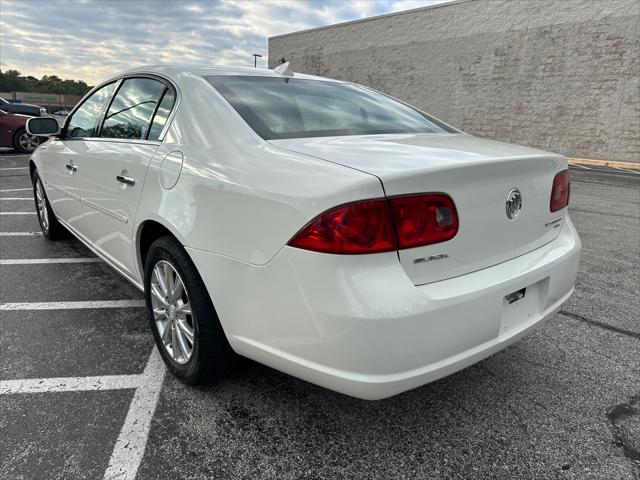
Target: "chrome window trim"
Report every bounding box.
[62,71,181,143]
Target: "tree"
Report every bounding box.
[0,69,92,95]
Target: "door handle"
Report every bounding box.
[116,175,136,186]
[66,163,77,172]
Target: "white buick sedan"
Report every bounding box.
[26,65,581,400]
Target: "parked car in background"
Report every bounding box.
[0,109,42,152]
[26,65,580,400]
[0,97,47,117]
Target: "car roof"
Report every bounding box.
[116,64,342,83]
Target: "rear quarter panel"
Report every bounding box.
[134,72,383,271]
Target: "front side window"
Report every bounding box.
[206,76,454,140]
[101,78,166,140]
[66,82,116,138]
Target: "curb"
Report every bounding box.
[568,157,640,171]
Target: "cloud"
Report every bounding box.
[0,0,449,85]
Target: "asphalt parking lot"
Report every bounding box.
[0,149,638,480]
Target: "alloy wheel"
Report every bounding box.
[35,178,49,232]
[18,132,40,152]
[150,260,195,364]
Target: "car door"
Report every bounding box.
[39,82,117,236]
[78,76,176,279]
[0,110,14,147]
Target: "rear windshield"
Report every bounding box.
[205,75,454,140]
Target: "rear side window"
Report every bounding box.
[67,82,117,138]
[147,89,175,140]
[101,78,166,140]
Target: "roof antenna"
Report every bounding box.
[273,61,293,77]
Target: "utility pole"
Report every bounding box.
[252,53,262,68]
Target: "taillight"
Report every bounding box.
[287,199,396,254]
[389,194,458,249]
[288,193,459,254]
[550,170,570,212]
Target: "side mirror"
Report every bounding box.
[26,117,60,137]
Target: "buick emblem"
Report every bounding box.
[505,188,522,219]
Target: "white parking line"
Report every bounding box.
[0,348,166,479]
[0,373,145,395]
[0,207,163,480]
[0,167,28,171]
[0,232,42,236]
[0,188,31,192]
[0,154,30,158]
[569,163,592,170]
[0,300,146,310]
[614,167,640,175]
[0,212,36,215]
[103,349,166,480]
[0,197,31,200]
[0,258,101,265]
[0,348,165,480]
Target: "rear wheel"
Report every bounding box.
[144,235,234,385]
[32,170,65,240]
[13,128,41,153]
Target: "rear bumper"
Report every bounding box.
[188,215,581,400]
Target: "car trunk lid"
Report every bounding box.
[271,133,568,285]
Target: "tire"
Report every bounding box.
[13,128,41,153]
[32,170,65,240]
[144,235,235,385]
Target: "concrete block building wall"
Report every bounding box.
[269,0,639,162]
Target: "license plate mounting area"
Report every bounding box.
[499,278,549,338]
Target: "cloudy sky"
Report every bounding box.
[1,0,448,85]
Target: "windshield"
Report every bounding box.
[206,76,455,140]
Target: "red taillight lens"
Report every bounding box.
[388,194,458,249]
[550,170,571,212]
[288,194,459,254]
[288,199,396,254]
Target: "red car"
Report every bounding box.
[0,109,43,153]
